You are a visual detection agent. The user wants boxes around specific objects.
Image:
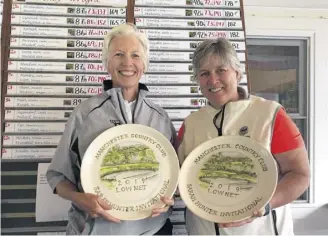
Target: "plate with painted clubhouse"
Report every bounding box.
[178,135,278,223]
[81,124,179,220]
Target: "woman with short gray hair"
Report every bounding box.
[176,37,310,235]
[47,23,175,235]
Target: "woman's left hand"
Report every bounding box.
[151,196,175,217]
[219,208,265,228]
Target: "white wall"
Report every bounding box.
[243,3,328,235]
[244,0,328,9]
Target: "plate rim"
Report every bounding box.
[178,135,278,223]
[80,123,180,220]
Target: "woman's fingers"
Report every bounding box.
[94,196,175,220]
[151,196,174,217]
[253,208,265,217]
[219,208,266,228]
[97,197,112,211]
[220,217,254,228]
[160,196,174,206]
[152,205,170,215]
[151,213,161,218]
[94,196,120,223]
[97,208,121,223]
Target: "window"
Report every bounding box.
[246,38,309,202]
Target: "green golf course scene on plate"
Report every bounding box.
[198,152,258,192]
[100,144,160,190]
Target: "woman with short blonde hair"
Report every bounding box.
[47,23,175,235]
[102,23,149,72]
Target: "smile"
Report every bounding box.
[209,87,223,93]
[119,71,135,76]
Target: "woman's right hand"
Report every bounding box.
[73,192,120,223]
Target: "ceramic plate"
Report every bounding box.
[81,124,179,220]
[179,136,278,223]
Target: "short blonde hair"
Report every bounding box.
[102,23,149,71]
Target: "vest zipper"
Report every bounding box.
[272,210,279,235]
[213,105,226,137]
[212,105,226,235]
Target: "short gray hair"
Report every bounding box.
[192,38,243,83]
[102,23,149,71]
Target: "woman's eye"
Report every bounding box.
[132,54,140,58]
[115,53,123,56]
[220,69,227,73]
[200,72,208,77]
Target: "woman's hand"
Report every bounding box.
[219,208,265,228]
[151,196,175,217]
[73,192,121,223]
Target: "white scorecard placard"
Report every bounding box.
[136,18,242,29]
[12,4,126,16]
[8,73,109,84]
[135,0,240,7]
[10,38,104,49]
[3,135,61,146]
[4,122,66,133]
[4,97,87,108]
[2,148,56,159]
[11,15,125,27]
[15,0,127,6]
[135,7,240,18]
[140,29,244,40]
[4,110,72,120]
[8,61,106,72]
[11,26,111,38]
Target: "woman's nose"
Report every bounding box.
[122,55,133,65]
[208,73,220,84]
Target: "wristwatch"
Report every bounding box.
[263,203,271,216]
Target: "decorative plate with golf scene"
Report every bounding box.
[81,124,180,220]
[178,136,278,223]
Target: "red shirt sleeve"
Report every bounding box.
[175,123,185,150]
[271,107,305,154]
